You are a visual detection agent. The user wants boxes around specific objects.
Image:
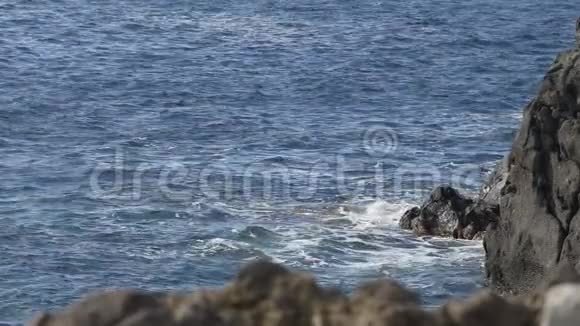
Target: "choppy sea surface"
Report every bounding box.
[1,0,579,324]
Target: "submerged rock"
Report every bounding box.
[399,186,498,240]
[30,259,580,326]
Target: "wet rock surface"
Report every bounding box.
[27,260,580,326]
[399,186,499,240]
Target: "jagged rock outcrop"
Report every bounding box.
[27,260,580,326]
[484,43,580,293]
[399,186,498,240]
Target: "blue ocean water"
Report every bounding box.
[0,0,579,323]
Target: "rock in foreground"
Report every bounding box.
[28,260,580,326]
[541,284,580,326]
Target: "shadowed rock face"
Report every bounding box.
[29,260,580,326]
[484,45,580,294]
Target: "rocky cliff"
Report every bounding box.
[400,22,580,294]
[485,44,580,293]
[25,260,580,326]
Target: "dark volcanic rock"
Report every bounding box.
[399,186,473,237]
[399,186,497,240]
[485,43,580,293]
[461,201,499,240]
[399,206,420,230]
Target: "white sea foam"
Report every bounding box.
[342,199,415,229]
[257,198,485,293]
[192,238,249,257]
